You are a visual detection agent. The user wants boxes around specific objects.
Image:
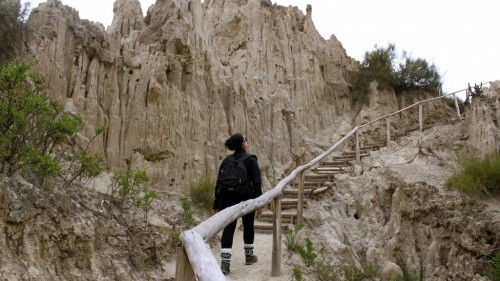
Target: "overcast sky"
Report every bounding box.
[26,0,498,99]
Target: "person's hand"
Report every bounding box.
[256,208,263,216]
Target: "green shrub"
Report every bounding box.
[109,163,149,207]
[446,152,500,194]
[342,263,378,281]
[285,222,305,254]
[393,53,442,94]
[0,62,102,187]
[189,177,215,211]
[315,259,340,281]
[351,44,443,105]
[493,253,500,281]
[299,238,317,267]
[292,265,304,281]
[136,189,158,226]
[181,198,195,227]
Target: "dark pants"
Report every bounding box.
[219,191,255,249]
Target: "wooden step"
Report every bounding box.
[321,161,348,167]
[341,151,370,157]
[258,211,297,224]
[284,186,330,197]
[252,222,289,234]
[291,182,323,188]
[313,167,346,174]
[282,198,308,206]
[304,174,335,181]
[258,216,295,224]
[332,155,356,160]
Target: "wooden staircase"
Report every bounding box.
[252,150,354,233]
[253,139,401,234]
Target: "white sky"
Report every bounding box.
[26,0,499,98]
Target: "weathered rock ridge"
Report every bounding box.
[26,0,357,193]
[25,0,498,194]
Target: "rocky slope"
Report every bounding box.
[3,0,498,280]
[26,0,358,193]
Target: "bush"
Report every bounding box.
[292,265,304,281]
[393,53,442,94]
[445,152,500,194]
[189,177,215,211]
[109,162,149,207]
[315,260,340,281]
[0,62,102,187]
[493,253,500,281]
[351,44,396,104]
[342,263,378,281]
[284,222,305,254]
[351,44,443,105]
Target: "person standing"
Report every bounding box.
[212,133,263,275]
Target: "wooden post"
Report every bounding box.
[453,93,461,119]
[175,247,196,281]
[296,171,304,224]
[386,116,391,146]
[355,129,360,163]
[271,196,282,277]
[419,103,423,132]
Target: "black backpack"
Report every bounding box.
[217,153,253,196]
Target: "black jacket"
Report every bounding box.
[213,149,262,210]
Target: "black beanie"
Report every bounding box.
[225,133,245,151]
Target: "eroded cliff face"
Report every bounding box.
[305,123,500,281]
[462,81,500,155]
[26,0,357,193]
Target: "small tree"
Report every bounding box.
[351,44,396,104]
[0,62,103,187]
[351,44,443,105]
[393,52,442,94]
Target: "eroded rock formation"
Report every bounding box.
[26,0,358,193]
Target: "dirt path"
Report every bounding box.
[209,222,292,281]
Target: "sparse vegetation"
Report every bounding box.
[299,238,317,267]
[445,152,500,194]
[351,43,443,105]
[493,253,500,281]
[189,176,215,211]
[181,198,195,226]
[109,163,149,204]
[292,265,305,281]
[342,263,378,281]
[285,222,305,255]
[0,62,103,187]
[315,259,340,281]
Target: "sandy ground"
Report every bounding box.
[208,221,292,281]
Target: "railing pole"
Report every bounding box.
[453,93,461,119]
[386,115,391,146]
[271,196,282,277]
[419,103,423,131]
[175,247,196,281]
[297,171,304,224]
[355,129,360,163]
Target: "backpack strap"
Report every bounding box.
[237,153,253,163]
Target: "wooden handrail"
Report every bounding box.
[176,82,492,280]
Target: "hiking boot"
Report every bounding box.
[221,251,231,275]
[245,254,258,265]
[221,261,230,275]
[244,244,258,265]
